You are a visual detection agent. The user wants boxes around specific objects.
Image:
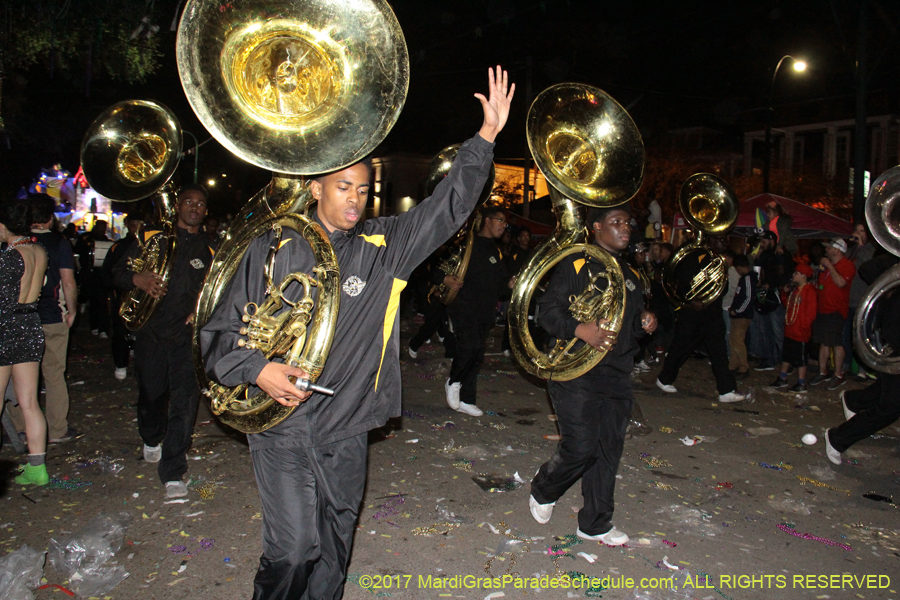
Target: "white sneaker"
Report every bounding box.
[503,349,511,358]
[824,429,842,465]
[529,495,554,524]
[445,379,461,410]
[408,346,418,359]
[144,444,162,463]
[840,391,856,421]
[437,334,445,343]
[165,481,188,498]
[91,329,99,336]
[577,527,629,546]
[114,367,127,380]
[718,391,747,403]
[634,360,651,372]
[656,379,677,393]
[456,401,483,417]
[99,332,108,339]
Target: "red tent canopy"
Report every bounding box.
[734,193,853,239]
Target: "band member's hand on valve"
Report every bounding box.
[134,271,168,299]
[256,363,312,406]
[444,274,463,291]
[576,319,617,351]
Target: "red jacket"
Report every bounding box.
[784,284,817,342]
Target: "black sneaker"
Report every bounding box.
[808,373,831,386]
[768,377,789,389]
[754,364,775,372]
[49,428,79,443]
[789,382,808,394]
[826,375,847,391]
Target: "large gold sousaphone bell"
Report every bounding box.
[853,165,900,374]
[661,173,738,308]
[180,0,409,433]
[80,100,183,332]
[507,84,644,381]
[423,144,496,305]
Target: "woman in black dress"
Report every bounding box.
[0,199,49,486]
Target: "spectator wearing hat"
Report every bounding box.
[809,239,856,389]
[767,262,816,393]
[751,230,794,372]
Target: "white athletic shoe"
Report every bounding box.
[718,391,747,403]
[656,379,677,393]
[840,391,856,421]
[165,481,188,498]
[577,527,629,546]
[456,401,483,417]
[529,495,554,524]
[634,360,651,372]
[408,346,418,359]
[114,367,127,380]
[143,444,162,463]
[824,429,842,465]
[444,379,461,410]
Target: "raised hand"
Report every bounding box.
[475,65,515,143]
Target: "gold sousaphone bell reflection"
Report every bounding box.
[80,100,182,201]
[181,0,409,433]
[178,0,409,174]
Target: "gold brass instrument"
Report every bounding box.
[424,144,496,305]
[508,84,644,381]
[661,173,738,309]
[853,165,900,374]
[179,0,409,433]
[80,100,182,331]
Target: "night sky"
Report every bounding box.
[2,0,898,211]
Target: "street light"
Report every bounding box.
[763,55,807,193]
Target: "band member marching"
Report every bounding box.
[200,67,514,600]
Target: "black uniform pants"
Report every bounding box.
[531,370,633,536]
[448,311,493,405]
[409,297,454,356]
[658,307,736,395]
[251,433,367,600]
[134,334,199,483]
[829,373,900,452]
[87,268,111,334]
[110,295,132,370]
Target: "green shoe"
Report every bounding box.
[15,463,49,486]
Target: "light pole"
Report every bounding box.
[763,55,806,193]
[182,130,199,184]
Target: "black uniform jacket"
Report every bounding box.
[448,235,508,320]
[537,248,647,377]
[201,135,494,449]
[113,227,216,342]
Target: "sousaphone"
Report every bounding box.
[661,173,738,308]
[507,84,644,381]
[80,100,182,331]
[424,144,496,305]
[179,0,409,433]
[853,165,900,374]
